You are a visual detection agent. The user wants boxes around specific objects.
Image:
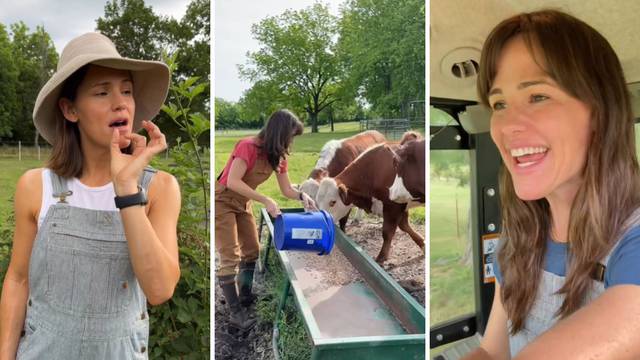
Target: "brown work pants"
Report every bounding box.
[215,182,260,276]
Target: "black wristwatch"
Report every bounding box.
[114,185,148,209]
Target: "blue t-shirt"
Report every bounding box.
[494,225,640,287]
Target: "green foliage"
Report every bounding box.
[97,0,166,60]
[0,24,19,138]
[239,3,341,132]
[338,0,425,118]
[146,51,210,358]
[9,23,58,143]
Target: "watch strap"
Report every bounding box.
[114,185,148,209]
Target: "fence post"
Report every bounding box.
[18,141,21,162]
[165,147,169,160]
[37,145,41,161]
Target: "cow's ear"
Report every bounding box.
[338,184,351,205]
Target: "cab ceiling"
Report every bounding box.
[431,0,640,102]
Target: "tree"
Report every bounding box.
[96,0,165,60]
[240,3,340,132]
[337,0,425,118]
[237,80,291,129]
[10,22,57,143]
[0,24,18,138]
[214,98,240,130]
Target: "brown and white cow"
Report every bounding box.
[389,139,425,204]
[299,130,386,230]
[316,143,425,263]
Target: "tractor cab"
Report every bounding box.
[430,1,640,358]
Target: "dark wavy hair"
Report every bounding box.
[256,109,304,170]
[477,9,640,334]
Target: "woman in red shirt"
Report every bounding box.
[215,109,315,330]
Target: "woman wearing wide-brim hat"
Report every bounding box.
[0,32,181,359]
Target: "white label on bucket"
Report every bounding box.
[292,228,322,240]
[307,240,314,245]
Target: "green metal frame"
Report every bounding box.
[259,208,426,360]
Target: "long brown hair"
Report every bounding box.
[478,10,640,333]
[256,109,303,170]
[47,65,89,178]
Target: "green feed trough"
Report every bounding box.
[259,208,426,360]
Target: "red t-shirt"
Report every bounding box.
[217,137,288,186]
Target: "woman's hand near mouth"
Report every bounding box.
[111,120,167,196]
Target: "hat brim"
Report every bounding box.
[33,55,170,145]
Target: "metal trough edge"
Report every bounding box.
[260,207,425,358]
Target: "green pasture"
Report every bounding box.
[430,177,474,326]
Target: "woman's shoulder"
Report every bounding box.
[15,168,44,217]
[147,170,180,199]
[237,136,259,147]
[149,170,179,190]
[16,168,44,192]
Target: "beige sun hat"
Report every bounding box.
[33,32,170,145]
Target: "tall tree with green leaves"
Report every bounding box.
[10,22,58,143]
[96,0,165,60]
[337,0,425,118]
[0,24,18,139]
[240,3,340,133]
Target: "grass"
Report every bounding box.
[430,177,475,326]
[0,158,46,221]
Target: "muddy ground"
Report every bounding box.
[213,215,425,360]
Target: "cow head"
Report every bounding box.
[308,167,329,181]
[316,177,352,222]
[299,178,320,200]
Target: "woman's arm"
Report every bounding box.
[275,172,317,210]
[226,158,282,217]
[119,171,181,305]
[516,285,640,359]
[110,122,180,305]
[462,281,511,360]
[0,169,41,360]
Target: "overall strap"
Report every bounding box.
[50,171,72,203]
[593,207,640,281]
[139,167,157,192]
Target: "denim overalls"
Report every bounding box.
[16,168,156,360]
[508,209,640,356]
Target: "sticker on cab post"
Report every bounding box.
[482,234,499,283]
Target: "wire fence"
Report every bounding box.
[0,141,173,161]
[359,118,426,140]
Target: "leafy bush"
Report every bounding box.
[145,52,210,358]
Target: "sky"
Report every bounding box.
[0,0,190,52]
[214,0,346,102]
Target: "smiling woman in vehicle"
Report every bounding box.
[463,9,640,360]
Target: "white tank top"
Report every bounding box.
[39,168,118,228]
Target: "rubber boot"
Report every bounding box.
[237,260,257,307]
[218,275,256,331]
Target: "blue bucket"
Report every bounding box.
[274,210,335,255]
